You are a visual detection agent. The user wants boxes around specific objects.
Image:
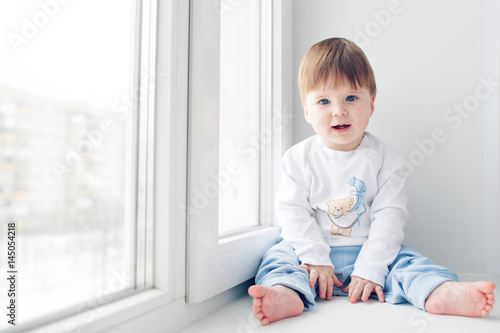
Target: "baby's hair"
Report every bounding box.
[298,37,376,105]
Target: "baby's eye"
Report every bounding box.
[346,95,357,102]
[319,99,330,105]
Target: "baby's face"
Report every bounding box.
[304,79,375,151]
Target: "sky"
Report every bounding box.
[0,0,137,109]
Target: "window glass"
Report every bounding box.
[0,0,142,327]
[219,0,262,234]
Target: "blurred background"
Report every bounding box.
[0,0,138,326]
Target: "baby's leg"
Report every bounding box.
[248,285,304,326]
[384,246,460,310]
[425,281,495,317]
[384,246,496,317]
[249,241,317,325]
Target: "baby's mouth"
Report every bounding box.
[332,124,351,130]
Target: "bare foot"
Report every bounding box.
[425,281,495,317]
[248,285,304,325]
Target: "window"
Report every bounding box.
[218,0,265,235]
[0,0,291,330]
[186,0,290,303]
[0,0,155,330]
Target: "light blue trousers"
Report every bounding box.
[255,240,458,311]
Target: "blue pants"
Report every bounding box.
[255,240,458,311]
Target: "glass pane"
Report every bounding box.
[219,0,261,234]
[0,0,139,327]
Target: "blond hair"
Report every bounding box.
[298,38,376,105]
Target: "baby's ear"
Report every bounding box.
[304,107,311,124]
[370,95,376,116]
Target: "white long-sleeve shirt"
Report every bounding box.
[275,132,409,287]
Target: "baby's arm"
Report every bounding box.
[276,148,333,268]
[276,146,339,299]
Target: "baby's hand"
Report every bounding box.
[342,275,384,304]
[297,264,343,300]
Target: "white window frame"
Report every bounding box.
[23,0,166,331]
[186,0,292,303]
[28,0,293,331]
[484,0,500,273]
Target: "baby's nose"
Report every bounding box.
[331,103,347,117]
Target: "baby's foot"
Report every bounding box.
[248,285,304,325]
[425,281,495,317]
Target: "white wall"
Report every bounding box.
[292,0,500,275]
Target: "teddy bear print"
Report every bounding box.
[326,197,355,236]
[326,197,354,219]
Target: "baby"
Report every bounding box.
[248,37,495,325]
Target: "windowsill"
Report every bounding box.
[177,274,500,333]
[217,226,281,253]
[26,288,171,333]
[27,280,254,333]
